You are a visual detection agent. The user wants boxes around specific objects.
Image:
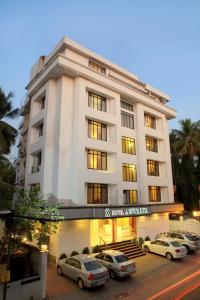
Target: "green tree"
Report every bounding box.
[0,87,19,155]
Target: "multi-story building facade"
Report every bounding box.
[17,37,183,260]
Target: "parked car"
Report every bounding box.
[157,232,198,253]
[94,249,136,279]
[174,231,200,249]
[57,254,109,289]
[142,238,187,260]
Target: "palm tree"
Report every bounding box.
[0,87,19,155]
[171,119,200,157]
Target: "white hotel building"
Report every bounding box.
[17,37,183,259]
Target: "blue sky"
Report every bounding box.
[0,0,200,155]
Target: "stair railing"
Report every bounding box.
[99,236,110,249]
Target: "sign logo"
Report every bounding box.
[105,208,111,218]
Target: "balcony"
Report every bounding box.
[32,165,40,174]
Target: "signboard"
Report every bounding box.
[1,270,10,282]
[104,207,150,218]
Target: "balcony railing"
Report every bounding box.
[32,165,40,174]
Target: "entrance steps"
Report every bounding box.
[99,240,146,259]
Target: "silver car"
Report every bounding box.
[94,250,136,279]
[57,254,109,289]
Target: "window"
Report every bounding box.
[88,120,107,141]
[148,186,161,202]
[38,123,43,137]
[146,136,158,152]
[87,183,108,204]
[88,92,106,112]
[41,96,45,109]
[122,137,136,154]
[121,111,134,129]
[73,260,81,269]
[32,152,42,173]
[105,255,113,263]
[122,164,137,181]
[147,160,159,176]
[37,151,42,166]
[123,190,138,204]
[87,150,107,170]
[89,61,106,74]
[144,114,156,129]
[120,100,133,112]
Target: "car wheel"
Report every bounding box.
[110,269,116,279]
[166,252,173,260]
[57,266,63,276]
[77,278,84,289]
[183,245,189,254]
[143,246,150,253]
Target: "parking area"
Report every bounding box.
[47,250,200,300]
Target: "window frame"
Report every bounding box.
[87,149,107,171]
[121,111,134,129]
[123,190,138,204]
[144,114,156,129]
[88,120,107,141]
[120,100,133,112]
[145,136,158,152]
[88,92,107,112]
[122,136,136,155]
[87,183,108,204]
[148,186,161,202]
[122,164,137,182]
[147,160,159,176]
[88,61,106,74]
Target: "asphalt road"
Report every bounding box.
[47,250,200,300]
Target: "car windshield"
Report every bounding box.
[186,235,198,241]
[115,255,129,263]
[84,260,102,271]
[170,241,182,247]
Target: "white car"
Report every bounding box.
[157,232,198,253]
[143,238,187,260]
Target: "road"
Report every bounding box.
[47,250,200,300]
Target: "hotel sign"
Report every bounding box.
[104,207,150,218]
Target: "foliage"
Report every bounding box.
[82,247,90,254]
[137,237,144,247]
[0,87,19,155]
[59,253,67,260]
[92,245,101,253]
[70,251,79,257]
[144,236,151,241]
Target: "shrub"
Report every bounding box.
[132,237,137,244]
[144,236,151,241]
[70,251,79,257]
[59,253,67,260]
[92,245,101,253]
[82,247,90,254]
[137,237,144,247]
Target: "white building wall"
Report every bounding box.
[136,213,169,240]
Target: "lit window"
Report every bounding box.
[120,100,133,112]
[121,111,134,129]
[147,160,159,176]
[88,120,107,141]
[87,183,108,204]
[122,164,137,182]
[146,136,158,152]
[89,61,106,74]
[88,92,106,112]
[144,114,156,129]
[148,186,161,202]
[123,190,138,204]
[122,137,136,154]
[87,150,107,170]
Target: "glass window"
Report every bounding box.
[87,150,107,170]
[95,253,105,260]
[105,255,113,263]
[120,100,133,112]
[144,114,156,129]
[122,137,136,155]
[73,260,81,269]
[123,190,138,204]
[88,92,106,112]
[88,120,107,141]
[87,183,108,204]
[89,61,106,74]
[147,160,159,176]
[145,136,158,152]
[38,123,43,137]
[115,255,129,263]
[37,152,42,166]
[84,260,103,271]
[41,96,45,109]
[121,111,134,129]
[122,164,137,182]
[148,186,161,202]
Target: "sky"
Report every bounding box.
[0,0,200,157]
